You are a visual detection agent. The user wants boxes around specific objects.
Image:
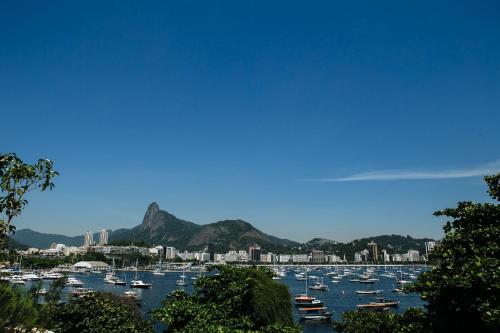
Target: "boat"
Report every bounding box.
[356,290,382,295]
[153,251,165,275]
[36,288,48,296]
[42,272,64,280]
[72,288,94,297]
[357,300,400,309]
[66,277,84,287]
[176,269,188,286]
[130,279,152,288]
[130,259,152,289]
[22,273,42,281]
[124,289,141,302]
[10,276,25,285]
[308,277,328,291]
[298,307,333,321]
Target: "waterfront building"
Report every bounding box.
[73,261,109,270]
[208,242,215,262]
[407,249,420,262]
[260,253,273,263]
[392,253,403,262]
[99,229,108,245]
[279,254,291,263]
[84,231,94,247]
[327,254,342,263]
[311,250,325,264]
[292,254,308,263]
[249,244,261,263]
[382,249,390,263]
[165,247,176,260]
[367,241,378,262]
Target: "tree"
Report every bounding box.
[49,292,154,333]
[408,173,500,332]
[152,265,300,333]
[334,308,427,333]
[0,153,58,249]
[0,282,40,332]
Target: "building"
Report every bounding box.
[382,249,390,263]
[84,231,94,247]
[311,250,325,264]
[249,244,261,263]
[208,242,215,262]
[407,249,420,262]
[260,253,273,263]
[279,254,291,263]
[73,261,109,270]
[425,241,436,258]
[99,229,108,245]
[392,254,403,262]
[292,254,309,263]
[367,241,378,262]
[165,247,176,260]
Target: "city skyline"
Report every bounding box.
[2,1,500,242]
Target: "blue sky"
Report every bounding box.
[1,1,499,242]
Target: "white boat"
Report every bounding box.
[42,272,63,280]
[356,290,382,295]
[130,279,152,288]
[22,273,42,281]
[130,259,151,288]
[176,269,188,286]
[66,277,84,287]
[10,276,25,285]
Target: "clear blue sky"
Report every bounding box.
[1,1,499,242]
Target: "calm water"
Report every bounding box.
[29,266,426,333]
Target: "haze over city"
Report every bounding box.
[2,1,499,242]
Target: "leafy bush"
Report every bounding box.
[152,265,300,333]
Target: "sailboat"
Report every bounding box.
[176,268,188,286]
[130,259,152,289]
[153,250,165,276]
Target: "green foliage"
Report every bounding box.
[152,265,300,333]
[0,282,40,332]
[50,292,154,333]
[0,153,58,249]
[334,308,427,333]
[407,174,500,332]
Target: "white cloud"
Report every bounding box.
[319,159,500,182]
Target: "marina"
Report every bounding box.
[1,264,426,332]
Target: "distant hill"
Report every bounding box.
[7,237,29,250]
[12,229,85,248]
[303,234,434,259]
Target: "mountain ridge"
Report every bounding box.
[11,203,435,254]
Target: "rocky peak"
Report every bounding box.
[142,202,160,228]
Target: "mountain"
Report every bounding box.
[11,203,435,255]
[303,234,434,258]
[12,229,85,248]
[110,202,299,252]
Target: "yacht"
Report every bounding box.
[66,277,84,287]
[22,273,42,281]
[130,279,152,288]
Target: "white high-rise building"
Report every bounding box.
[84,231,94,247]
[99,229,108,245]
